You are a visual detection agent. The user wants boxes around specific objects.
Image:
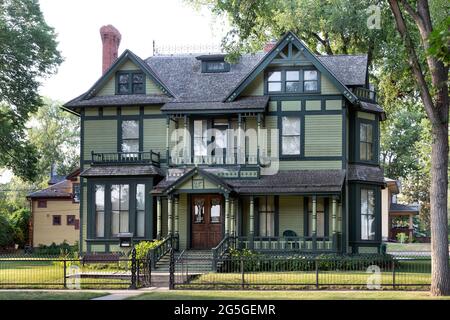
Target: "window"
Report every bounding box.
[194,198,205,223]
[267,71,282,92]
[121,120,139,153]
[210,198,221,223]
[281,117,301,155]
[111,184,129,237]
[117,72,145,94]
[193,120,207,156]
[67,215,76,226]
[38,200,47,208]
[52,215,61,226]
[267,69,319,93]
[308,198,325,237]
[360,123,374,161]
[95,185,105,237]
[258,196,275,237]
[72,183,80,203]
[361,188,376,240]
[303,70,318,92]
[136,184,145,237]
[204,61,230,73]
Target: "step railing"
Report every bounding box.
[149,234,179,269]
[212,235,236,271]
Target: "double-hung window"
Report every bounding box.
[281,116,301,156]
[193,120,208,157]
[267,69,319,93]
[117,72,145,94]
[111,184,129,237]
[136,184,145,237]
[361,188,376,240]
[121,120,139,153]
[267,71,282,92]
[359,122,374,161]
[303,70,318,92]
[258,196,275,237]
[95,185,105,237]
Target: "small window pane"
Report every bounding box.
[96,212,105,237]
[304,70,318,80]
[282,117,300,135]
[210,198,221,223]
[120,211,129,233]
[95,185,105,210]
[194,199,205,223]
[137,211,145,237]
[118,84,129,94]
[122,140,139,153]
[268,82,282,92]
[122,121,139,139]
[268,71,281,81]
[286,71,300,81]
[304,81,318,91]
[132,73,144,83]
[119,74,129,83]
[360,143,367,160]
[286,81,301,92]
[282,136,300,155]
[132,83,144,93]
[136,184,145,211]
[111,185,120,211]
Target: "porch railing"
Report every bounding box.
[354,87,377,103]
[91,150,160,166]
[212,235,236,270]
[149,234,179,269]
[235,235,338,252]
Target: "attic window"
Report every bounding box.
[116,71,145,94]
[196,55,230,73]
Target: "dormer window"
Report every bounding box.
[196,55,230,73]
[266,68,320,94]
[116,71,145,94]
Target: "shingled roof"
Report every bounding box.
[390,203,419,213]
[80,165,164,177]
[161,96,269,113]
[27,180,73,199]
[347,164,384,184]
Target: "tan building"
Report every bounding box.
[27,169,80,247]
[382,178,419,242]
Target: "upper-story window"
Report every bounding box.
[121,120,140,152]
[72,183,80,203]
[281,116,301,156]
[204,61,230,73]
[117,71,145,94]
[194,120,208,156]
[359,122,374,161]
[266,69,320,93]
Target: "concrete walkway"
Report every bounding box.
[91,287,169,300]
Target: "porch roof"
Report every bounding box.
[80,165,164,177]
[347,164,384,185]
[389,203,419,213]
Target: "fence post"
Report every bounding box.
[129,248,137,290]
[63,260,67,289]
[392,259,396,289]
[241,256,245,290]
[169,248,175,290]
[212,249,217,271]
[315,259,319,290]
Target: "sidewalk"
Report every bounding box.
[91,287,169,300]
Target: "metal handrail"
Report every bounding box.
[149,234,175,269]
[212,235,235,270]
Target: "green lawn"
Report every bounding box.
[129,290,450,300]
[386,243,432,252]
[0,291,107,300]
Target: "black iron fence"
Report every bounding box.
[0,253,151,289]
[172,253,434,290]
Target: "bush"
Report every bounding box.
[36,241,78,255]
[133,240,163,261]
[0,214,13,248]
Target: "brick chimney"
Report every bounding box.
[100,25,121,74]
[263,40,277,53]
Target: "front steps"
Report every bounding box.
[153,250,214,273]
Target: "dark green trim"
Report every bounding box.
[264,66,322,95]
[349,111,379,165]
[224,31,358,103]
[303,197,308,237]
[115,70,145,95]
[274,195,279,237]
[324,198,329,237]
[79,109,85,252]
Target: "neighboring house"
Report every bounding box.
[27,169,81,247]
[63,26,386,256]
[381,178,419,242]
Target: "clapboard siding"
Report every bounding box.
[83,120,117,159]
[304,115,342,157]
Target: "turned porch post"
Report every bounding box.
[183,115,189,163]
[166,116,170,165]
[156,197,162,239]
[225,195,230,235]
[238,114,243,164]
[174,197,179,235]
[332,196,338,251]
[312,196,317,250]
[249,196,255,249]
[167,196,173,235]
[230,199,235,236]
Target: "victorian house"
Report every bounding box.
[63,25,385,259]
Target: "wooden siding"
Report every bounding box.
[325,99,342,110]
[81,183,87,252]
[85,108,99,116]
[144,105,163,114]
[357,111,376,120]
[281,100,301,111]
[304,115,342,157]
[103,107,117,116]
[178,194,188,250]
[83,120,117,159]
[279,196,304,237]
[121,106,140,115]
[143,118,166,156]
[321,76,340,94]
[241,73,264,96]
[305,100,321,111]
[279,160,342,170]
[268,101,277,112]
[32,199,79,246]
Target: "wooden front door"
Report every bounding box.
[191,195,223,249]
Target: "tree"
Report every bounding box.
[388,0,449,296]
[0,0,62,181]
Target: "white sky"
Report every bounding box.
[38,0,229,102]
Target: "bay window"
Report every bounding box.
[359,122,374,161]
[111,184,129,236]
[361,188,376,240]
[95,185,105,237]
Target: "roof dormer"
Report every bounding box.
[196,54,230,73]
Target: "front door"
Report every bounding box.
[191,195,223,249]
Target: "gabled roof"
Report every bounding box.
[27,180,73,199]
[223,31,359,104]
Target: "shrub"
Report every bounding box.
[36,241,78,255]
[133,240,163,261]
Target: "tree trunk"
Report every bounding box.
[430,108,450,296]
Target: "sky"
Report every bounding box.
[0,0,228,184]
[38,0,229,102]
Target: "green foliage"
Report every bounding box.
[0,0,62,181]
[396,233,409,244]
[8,208,30,247]
[133,240,163,260]
[0,214,14,247]
[36,241,78,256]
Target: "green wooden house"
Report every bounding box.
[64,29,385,258]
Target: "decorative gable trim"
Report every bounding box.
[224,31,358,104]
[82,49,174,100]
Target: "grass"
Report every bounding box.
[386,243,432,252]
[0,291,107,300]
[129,290,450,300]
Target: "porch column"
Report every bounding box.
[167,196,173,235]
[166,116,170,165]
[332,196,338,251]
[249,196,255,249]
[409,213,414,243]
[174,197,179,235]
[257,113,261,164]
[238,114,243,164]
[225,195,230,235]
[156,197,162,239]
[230,199,235,236]
[183,115,189,163]
[312,196,317,250]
